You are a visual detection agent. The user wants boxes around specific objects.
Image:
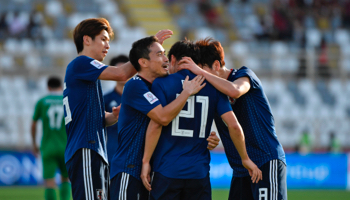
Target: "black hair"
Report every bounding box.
[109,55,129,66]
[129,36,158,71]
[47,76,61,89]
[168,39,200,64]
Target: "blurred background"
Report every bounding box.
[0,0,349,199]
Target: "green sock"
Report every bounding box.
[59,182,71,200]
[45,188,57,200]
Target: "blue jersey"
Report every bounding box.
[110,75,161,181]
[63,55,108,163]
[151,70,232,179]
[104,89,122,164]
[215,66,286,177]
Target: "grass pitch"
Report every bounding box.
[0,187,350,199]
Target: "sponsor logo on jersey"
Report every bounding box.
[143,92,158,104]
[90,60,105,69]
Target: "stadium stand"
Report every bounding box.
[0,0,349,153]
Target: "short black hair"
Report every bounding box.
[129,36,158,71]
[109,55,129,66]
[168,39,200,64]
[47,76,61,89]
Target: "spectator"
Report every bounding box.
[328,132,341,153]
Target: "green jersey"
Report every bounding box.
[33,93,67,154]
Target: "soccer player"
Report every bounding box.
[179,38,287,200]
[109,36,207,200]
[103,55,129,164]
[141,40,262,200]
[31,76,71,200]
[63,18,138,200]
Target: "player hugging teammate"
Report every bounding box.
[62,17,286,200]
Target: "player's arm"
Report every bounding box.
[147,75,206,126]
[141,120,162,191]
[30,121,39,157]
[178,57,250,99]
[105,105,121,127]
[221,111,262,183]
[98,62,137,81]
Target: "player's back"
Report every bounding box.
[151,69,232,179]
[33,94,67,154]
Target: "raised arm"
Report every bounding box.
[98,61,137,81]
[141,120,162,191]
[178,57,250,99]
[221,111,262,183]
[147,75,206,126]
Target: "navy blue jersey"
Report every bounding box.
[104,89,122,164]
[110,75,161,181]
[215,66,286,177]
[63,55,108,163]
[151,70,232,179]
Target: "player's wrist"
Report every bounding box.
[142,159,150,164]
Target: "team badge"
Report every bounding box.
[143,92,158,104]
[90,60,105,69]
[96,189,104,200]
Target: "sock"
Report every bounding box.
[59,181,72,200]
[45,188,57,200]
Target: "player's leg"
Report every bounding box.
[66,148,110,200]
[228,176,254,200]
[250,159,287,200]
[150,172,183,200]
[42,152,57,200]
[110,172,148,200]
[57,150,71,200]
[181,173,211,200]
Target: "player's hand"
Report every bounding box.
[183,75,206,95]
[112,104,121,121]
[33,146,39,157]
[155,29,173,45]
[242,158,263,184]
[178,57,204,76]
[141,162,152,191]
[207,131,220,150]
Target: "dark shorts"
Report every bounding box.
[66,148,110,200]
[150,172,211,200]
[110,172,149,200]
[229,159,287,200]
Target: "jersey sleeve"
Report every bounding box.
[123,79,161,115]
[234,66,260,90]
[216,92,233,116]
[73,56,108,82]
[32,99,42,121]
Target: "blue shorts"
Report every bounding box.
[66,148,110,200]
[150,172,211,200]
[110,172,148,200]
[229,159,287,200]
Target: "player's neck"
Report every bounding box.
[218,66,231,79]
[138,72,155,83]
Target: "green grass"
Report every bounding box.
[0,187,350,200]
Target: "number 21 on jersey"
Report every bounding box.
[171,95,208,138]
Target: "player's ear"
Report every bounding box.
[213,60,220,71]
[138,58,148,68]
[171,55,176,67]
[83,35,91,46]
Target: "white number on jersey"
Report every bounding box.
[171,95,209,138]
[63,96,72,125]
[47,105,64,129]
